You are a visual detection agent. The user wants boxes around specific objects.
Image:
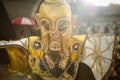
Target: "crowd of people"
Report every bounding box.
[76,24,120,35]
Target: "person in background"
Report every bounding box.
[104,25,109,33]
[91,25,97,34]
[114,26,119,35]
[86,26,93,34]
[19,30,26,39]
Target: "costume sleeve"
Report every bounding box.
[0,38,28,50]
[0,38,29,73]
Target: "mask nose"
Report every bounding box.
[49,30,60,40]
[49,31,61,51]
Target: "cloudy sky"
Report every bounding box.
[82,0,120,6]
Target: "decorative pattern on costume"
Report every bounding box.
[72,42,80,52]
[43,51,71,78]
[82,34,115,80]
[32,41,43,50]
[107,34,120,80]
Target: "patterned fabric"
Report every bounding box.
[82,34,115,80]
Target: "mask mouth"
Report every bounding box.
[49,41,61,51]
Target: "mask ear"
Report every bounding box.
[72,15,77,29]
[35,13,40,27]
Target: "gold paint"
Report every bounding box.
[91,56,99,69]
[87,36,97,50]
[36,0,72,55]
[101,41,114,54]
[45,0,63,3]
[38,1,71,31]
[70,35,86,61]
[2,46,29,73]
[101,56,112,61]
[85,47,96,54]
[63,73,70,79]
[29,36,44,58]
[82,52,95,61]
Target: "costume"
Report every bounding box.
[0,0,120,80]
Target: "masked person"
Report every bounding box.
[0,0,120,80]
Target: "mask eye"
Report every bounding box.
[58,21,69,32]
[42,21,50,31]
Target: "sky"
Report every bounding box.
[82,0,120,6]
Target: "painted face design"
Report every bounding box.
[31,1,73,76]
[37,1,72,53]
[39,18,70,51]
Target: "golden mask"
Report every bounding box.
[36,0,72,54]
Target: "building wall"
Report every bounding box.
[2,0,36,20]
[2,0,40,39]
